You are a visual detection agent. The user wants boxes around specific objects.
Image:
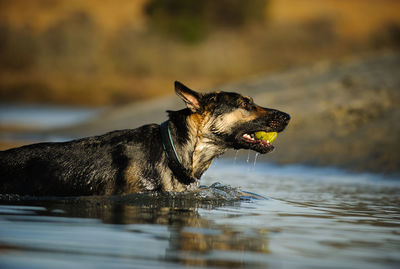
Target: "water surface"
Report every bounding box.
[0,104,101,129]
[0,104,102,144]
[0,160,399,269]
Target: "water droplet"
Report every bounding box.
[254,153,260,168]
[233,150,239,164]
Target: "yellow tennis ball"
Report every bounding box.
[254,131,277,143]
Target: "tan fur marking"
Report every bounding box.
[255,105,268,115]
[213,109,257,134]
[123,161,143,193]
[186,112,219,177]
[189,113,205,128]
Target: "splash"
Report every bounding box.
[233,150,239,164]
[197,182,267,201]
[246,150,251,163]
[253,153,260,168]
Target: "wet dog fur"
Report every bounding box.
[0,81,290,196]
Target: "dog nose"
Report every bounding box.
[282,112,290,125]
[266,108,291,126]
[274,110,290,125]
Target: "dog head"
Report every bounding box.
[175,81,290,154]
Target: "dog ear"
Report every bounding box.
[175,81,203,112]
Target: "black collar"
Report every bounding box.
[160,120,196,185]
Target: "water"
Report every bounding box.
[0,160,399,269]
[0,104,101,129]
[254,153,260,168]
[0,104,102,143]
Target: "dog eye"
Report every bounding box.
[240,103,247,109]
[240,101,250,110]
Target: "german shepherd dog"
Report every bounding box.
[0,82,290,196]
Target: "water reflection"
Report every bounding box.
[1,162,400,268]
[0,191,270,268]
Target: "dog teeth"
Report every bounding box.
[242,134,254,140]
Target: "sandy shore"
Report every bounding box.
[5,51,400,174]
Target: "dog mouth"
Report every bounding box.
[238,131,278,154]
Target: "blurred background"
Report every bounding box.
[1,0,400,173]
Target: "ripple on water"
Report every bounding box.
[0,161,400,269]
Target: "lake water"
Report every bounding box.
[1,159,399,269]
[0,104,101,129]
[0,104,102,143]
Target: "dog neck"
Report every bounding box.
[160,120,196,185]
[167,109,227,182]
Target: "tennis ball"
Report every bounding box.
[254,131,277,143]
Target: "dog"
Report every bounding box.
[0,81,290,196]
